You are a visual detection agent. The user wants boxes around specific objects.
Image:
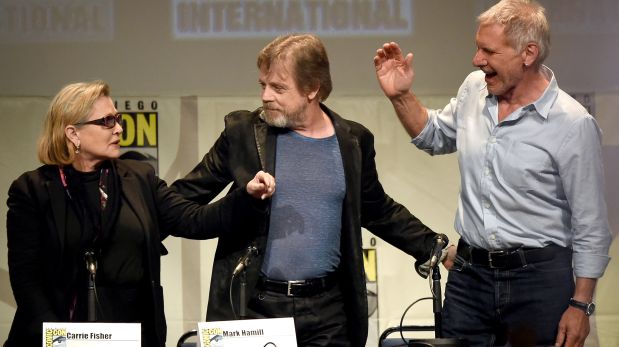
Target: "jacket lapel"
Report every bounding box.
[328,107,361,198]
[116,163,150,239]
[46,168,68,254]
[254,120,277,174]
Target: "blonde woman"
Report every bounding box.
[5,80,274,347]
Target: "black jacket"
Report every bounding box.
[173,105,436,346]
[5,159,257,347]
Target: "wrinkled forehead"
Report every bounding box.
[476,22,511,46]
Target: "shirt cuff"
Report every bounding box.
[411,110,434,146]
[573,252,611,278]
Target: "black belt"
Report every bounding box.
[457,240,565,270]
[257,272,337,297]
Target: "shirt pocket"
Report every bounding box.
[498,141,553,191]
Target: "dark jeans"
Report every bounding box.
[442,245,574,347]
[247,283,350,347]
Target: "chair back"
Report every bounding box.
[176,329,198,347]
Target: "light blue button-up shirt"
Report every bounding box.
[413,66,611,278]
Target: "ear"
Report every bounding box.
[65,125,80,148]
[306,85,320,102]
[522,42,539,67]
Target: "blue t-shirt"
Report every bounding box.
[261,130,345,280]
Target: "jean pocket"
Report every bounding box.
[451,253,467,272]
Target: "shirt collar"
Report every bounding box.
[484,65,559,120]
[531,65,559,119]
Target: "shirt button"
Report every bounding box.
[489,137,496,143]
[485,168,490,175]
[484,202,490,209]
[490,235,496,240]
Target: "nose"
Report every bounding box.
[472,49,486,68]
[261,86,275,103]
[114,118,123,135]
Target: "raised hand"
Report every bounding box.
[374,42,415,99]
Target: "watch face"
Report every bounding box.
[586,303,596,316]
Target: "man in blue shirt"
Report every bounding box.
[374,0,611,346]
[173,33,438,346]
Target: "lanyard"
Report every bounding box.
[59,166,110,321]
[58,166,109,210]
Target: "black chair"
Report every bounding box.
[176,329,198,347]
[379,326,469,347]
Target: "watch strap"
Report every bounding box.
[569,298,595,316]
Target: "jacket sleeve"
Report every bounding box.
[171,121,233,204]
[357,128,436,262]
[151,168,266,240]
[6,173,59,330]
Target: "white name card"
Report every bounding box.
[198,318,297,347]
[42,322,140,347]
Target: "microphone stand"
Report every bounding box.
[239,270,248,320]
[85,251,97,322]
[431,263,443,338]
[231,246,257,320]
[88,273,96,321]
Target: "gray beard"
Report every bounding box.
[260,107,306,129]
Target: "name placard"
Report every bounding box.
[198,318,297,347]
[42,322,140,347]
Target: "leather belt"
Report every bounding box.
[457,240,565,270]
[257,272,337,297]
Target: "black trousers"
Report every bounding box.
[247,284,350,347]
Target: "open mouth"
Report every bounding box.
[484,70,497,82]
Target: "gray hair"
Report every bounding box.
[478,0,550,65]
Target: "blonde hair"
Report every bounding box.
[257,33,332,101]
[478,0,550,65]
[37,80,110,166]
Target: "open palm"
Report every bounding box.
[374,43,415,98]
